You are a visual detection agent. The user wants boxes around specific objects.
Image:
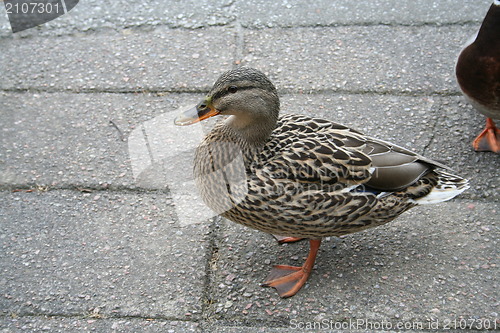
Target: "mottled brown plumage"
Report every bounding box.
[175,67,468,297]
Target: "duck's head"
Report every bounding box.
[175,67,280,143]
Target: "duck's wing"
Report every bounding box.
[258,115,373,187]
[259,114,452,192]
[361,136,453,191]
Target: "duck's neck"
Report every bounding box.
[223,113,278,147]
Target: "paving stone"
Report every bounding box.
[0,0,491,37]
[0,92,200,189]
[0,27,235,92]
[242,25,478,94]
[0,317,201,333]
[237,0,492,27]
[0,190,210,319]
[0,0,235,36]
[0,25,481,95]
[207,201,498,329]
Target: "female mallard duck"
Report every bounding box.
[175,67,469,298]
[456,0,500,153]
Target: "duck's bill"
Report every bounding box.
[174,102,220,126]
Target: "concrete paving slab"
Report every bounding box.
[0,190,210,319]
[0,92,196,189]
[0,0,491,37]
[206,201,498,329]
[236,0,492,28]
[0,316,201,333]
[0,0,235,36]
[242,25,476,94]
[0,25,480,94]
[0,27,235,92]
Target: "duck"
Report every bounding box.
[174,67,469,298]
[456,0,500,153]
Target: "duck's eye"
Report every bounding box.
[228,86,238,93]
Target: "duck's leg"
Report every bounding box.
[272,234,305,244]
[262,239,321,298]
[472,118,500,153]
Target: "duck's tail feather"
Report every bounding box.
[415,170,469,205]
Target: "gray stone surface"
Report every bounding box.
[1,316,201,332]
[0,191,209,319]
[243,25,475,94]
[0,0,236,36]
[0,28,234,92]
[0,0,490,36]
[0,25,479,94]
[236,0,491,27]
[0,92,196,189]
[0,0,498,331]
[0,25,485,95]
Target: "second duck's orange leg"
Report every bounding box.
[272,234,305,244]
[262,239,321,298]
[473,118,500,153]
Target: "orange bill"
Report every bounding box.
[174,97,219,126]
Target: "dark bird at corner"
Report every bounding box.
[456,0,500,153]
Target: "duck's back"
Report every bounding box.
[211,114,469,238]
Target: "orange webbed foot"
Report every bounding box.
[262,265,311,298]
[262,239,321,298]
[473,118,500,153]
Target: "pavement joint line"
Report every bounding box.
[0,20,482,41]
[0,312,202,324]
[210,318,291,329]
[0,23,237,42]
[241,20,483,30]
[200,216,223,321]
[0,87,207,95]
[422,105,443,156]
[233,21,245,67]
[3,312,498,332]
[0,87,465,98]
